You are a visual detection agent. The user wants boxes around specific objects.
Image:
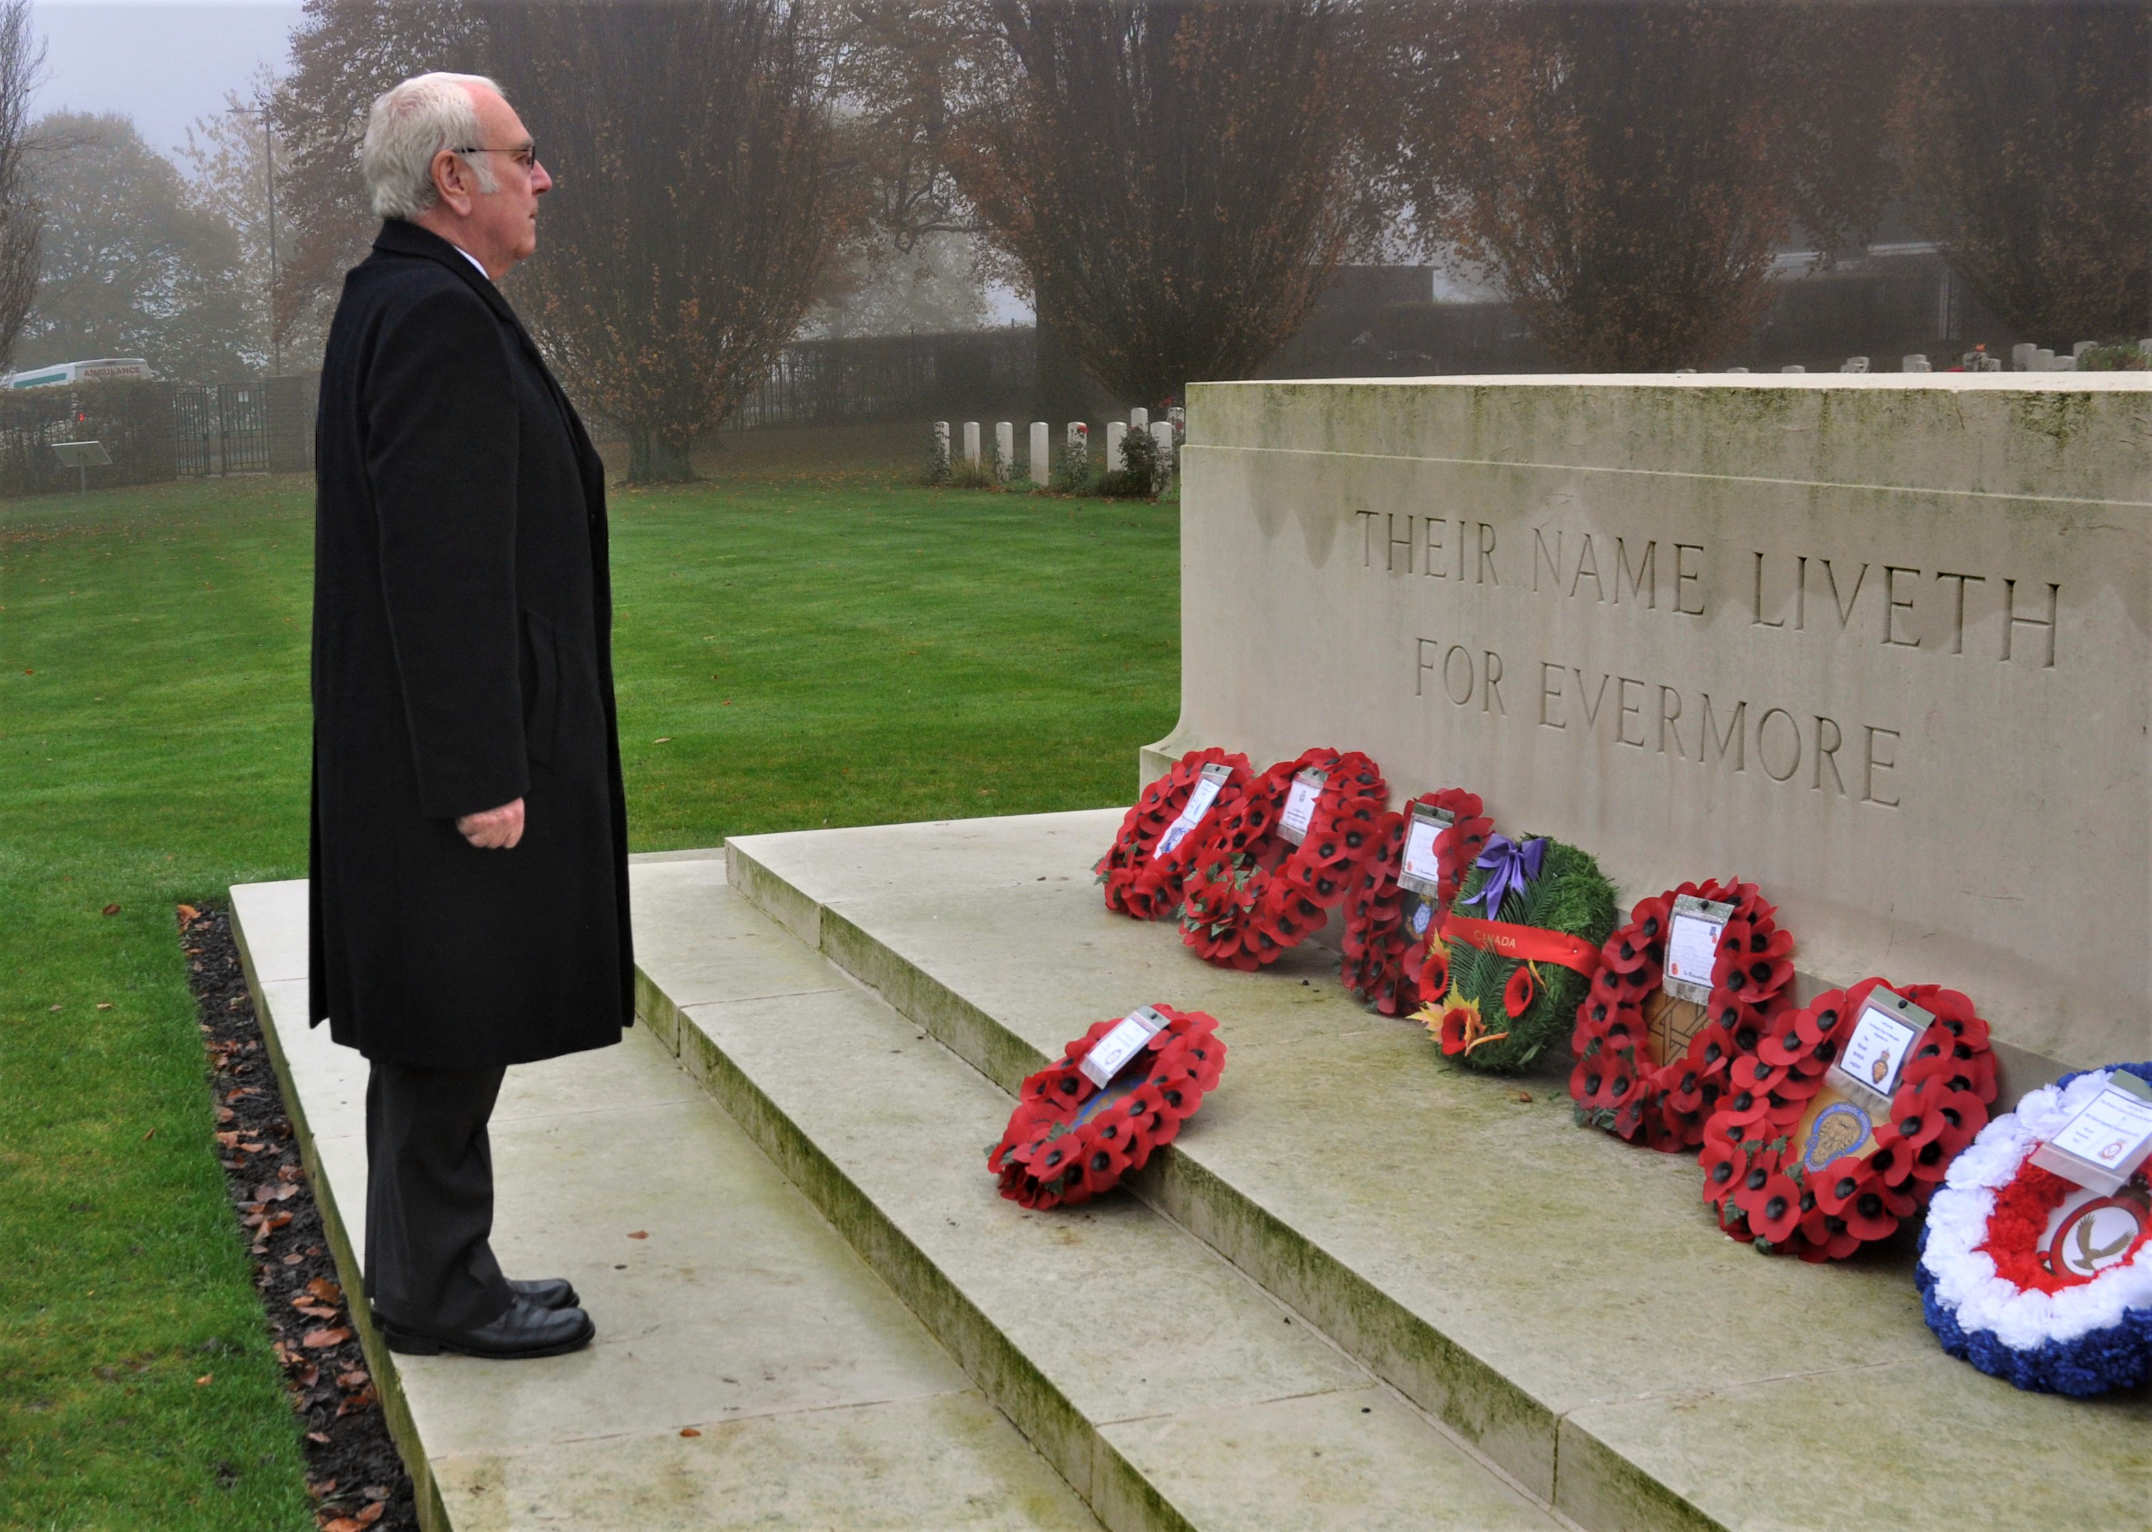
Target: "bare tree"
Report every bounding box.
[267,0,487,362]
[483,1,851,481]
[944,0,1385,408]
[0,0,42,374]
[1890,0,2150,342]
[1397,0,1896,371]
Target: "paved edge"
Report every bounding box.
[231,881,457,1532]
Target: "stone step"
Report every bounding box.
[229,866,1102,1532]
[632,854,1561,1532]
[723,810,2152,1532]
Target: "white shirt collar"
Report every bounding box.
[451,244,489,280]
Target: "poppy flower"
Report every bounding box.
[1603,926,1658,976]
[1712,1082,1774,1130]
[1793,996,1847,1050]
[1420,937,1451,1001]
[1756,1012,1811,1069]
[1716,923,1795,1004]
[1732,1160,1780,1221]
[1437,1006,1472,1056]
[1503,964,1538,1019]
[1570,1047,1630,1113]
[1600,1002,1644,1051]
[1699,1138,1744,1204]
[1841,1186,1900,1242]
[1664,1065,1707,1116]
[1749,1172,1803,1244]
[1733,1053,1790,1096]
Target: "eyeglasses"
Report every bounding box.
[456,143,538,171]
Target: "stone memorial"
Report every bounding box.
[1155,374,2151,1080]
[1105,420,1127,468]
[932,420,951,476]
[962,420,981,468]
[2012,343,2039,371]
[994,421,1014,482]
[1029,421,1050,483]
[1130,406,1149,430]
[1065,421,1089,478]
[1902,354,1931,373]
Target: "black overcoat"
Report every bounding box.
[308,219,632,1068]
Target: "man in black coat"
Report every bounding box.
[309,71,631,1359]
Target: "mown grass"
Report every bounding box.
[0,440,1179,1527]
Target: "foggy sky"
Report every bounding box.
[32,1,300,162]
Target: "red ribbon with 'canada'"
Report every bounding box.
[1436,912,1603,978]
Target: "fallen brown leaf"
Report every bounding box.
[1514,1091,1533,1103]
[679,1427,701,1438]
[626,1230,648,1240]
[301,1327,352,1349]
[176,903,201,926]
[264,1211,293,1232]
[96,1002,113,1011]
[306,1276,342,1304]
[336,1369,370,1390]
[305,1430,331,1445]
[354,1504,385,1528]
[140,1127,156,1141]
[194,1373,213,1386]
[323,1518,365,1532]
[101,903,120,916]
[293,1302,339,1321]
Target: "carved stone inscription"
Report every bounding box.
[1354,511,2063,814]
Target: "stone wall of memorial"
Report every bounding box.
[1155,374,2150,1079]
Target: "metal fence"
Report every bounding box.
[172,383,272,477]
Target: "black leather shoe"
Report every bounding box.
[510,1276,579,1310]
[381,1297,595,1359]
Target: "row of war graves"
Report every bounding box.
[1730,337,2145,375]
[931,404,1184,486]
[929,337,2145,487]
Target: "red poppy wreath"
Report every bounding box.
[1700,977,1998,1261]
[1096,747,1256,919]
[1569,879,1796,1151]
[1339,789,1492,1016]
[1177,749,1389,971]
[986,1006,1227,1210]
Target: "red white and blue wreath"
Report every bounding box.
[1339,789,1491,1016]
[1916,1061,2152,1396]
[1569,878,1796,1152]
[987,1005,1227,1211]
[1700,977,1997,1261]
[1177,749,1389,971]
[1096,747,1255,920]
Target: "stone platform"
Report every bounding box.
[237,814,2151,1531]
[719,810,2151,1531]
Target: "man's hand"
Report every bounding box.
[456,797,525,849]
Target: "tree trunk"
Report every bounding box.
[626,425,697,483]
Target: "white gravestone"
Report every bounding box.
[1161,374,2151,1077]
[963,421,981,468]
[1841,357,1870,374]
[1150,420,1176,488]
[1106,420,1127,467]
[1901,356,1931,373]
[1130,406,1148,429]
[1029,422,1050,483]
[995,421,1014,482]
[2011,343,2038,371]
[932,421,951,475]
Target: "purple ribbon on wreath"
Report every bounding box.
[1460,835,1546,921]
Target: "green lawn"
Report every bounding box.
[0,450,1179,1527]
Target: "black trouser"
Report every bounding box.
[363,1058,515,1333]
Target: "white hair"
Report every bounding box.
[361,72,506,220]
